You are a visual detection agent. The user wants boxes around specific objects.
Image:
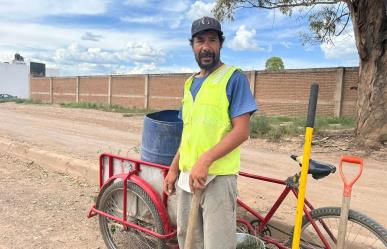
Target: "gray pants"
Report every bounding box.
[176,175,237,249]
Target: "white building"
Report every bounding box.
[0,62,29,98]
[0,61,59,98]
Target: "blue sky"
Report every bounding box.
[0,0,359,76]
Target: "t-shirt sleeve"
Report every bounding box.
[227,71,258,119]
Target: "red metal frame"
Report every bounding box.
[88,153,336,249]
[238,171,334,249]
[88,153,177,240]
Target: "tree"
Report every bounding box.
[265,56,285,70]
[213,0,387,148]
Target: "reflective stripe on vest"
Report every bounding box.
[179,64,240,175]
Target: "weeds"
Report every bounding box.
[60,102,153,116]
[7,98,355,143]
[250,115,355,142]
[0,98,45,104]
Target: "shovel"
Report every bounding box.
[184,188,204,249]
[336,155,363,249]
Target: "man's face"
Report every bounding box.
[192,31,221,71]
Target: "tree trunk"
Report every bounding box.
[349,0,387,148]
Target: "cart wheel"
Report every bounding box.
[237,219,254,235]
[98,181,167,249]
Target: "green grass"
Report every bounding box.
[250,115,355,142]
[0,98,18,103]
[0,97,21,103]
[59,102,153,116]
[5,98,355,142]
[15,98,43,104]
[0,98,44,104]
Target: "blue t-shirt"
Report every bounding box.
[178,70,257,119]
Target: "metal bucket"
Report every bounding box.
[236,233,265,249]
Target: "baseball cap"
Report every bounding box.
[191,16,223,37]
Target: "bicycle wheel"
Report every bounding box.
[98,181,167,249]
[293,207,387,249]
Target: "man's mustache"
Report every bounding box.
[199,51,215,59]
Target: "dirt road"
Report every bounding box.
[0,152,102,249]
[0,102,385,248]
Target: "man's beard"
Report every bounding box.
[195,51,220,71]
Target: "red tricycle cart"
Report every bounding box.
[88,153,387,249]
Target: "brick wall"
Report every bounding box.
[30,67,359,117]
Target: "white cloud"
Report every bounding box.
[0,0,108,19]
[51,42,165,66]
[120,15,184,29]
[266,8,287,23]
[162,0,190,12]
[123,0,148,6]
[320,32,358,62]
[0,19,182,53]
[281,41,292,49]
[0,50,16,63]
[121,42,165,63]
[227,25,265,51]
[53,43,115,64]
[81,32,103,42]
[0,23,77,50]
[123,0,189,13]
[127,62,158,74]
[120,16,164,24]
[126,62,195,74]
[187,1,216,21]
[283,58,332,69]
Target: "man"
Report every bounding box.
[163,16,257,249]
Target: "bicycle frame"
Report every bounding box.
[88,153,336,249]
[237,171,334,249]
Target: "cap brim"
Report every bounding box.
[192,28,223,38]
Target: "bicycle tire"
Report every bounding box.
[291,207,387,249]
[98,180,167,249]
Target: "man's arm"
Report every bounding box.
[189,113,250,191]
[163,150,180,195]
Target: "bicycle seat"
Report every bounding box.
[290,155,336,179]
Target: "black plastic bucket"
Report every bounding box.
[140,110,183,166]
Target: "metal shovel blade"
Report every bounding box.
[236,233,265,249]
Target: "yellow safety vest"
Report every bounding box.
[179,64,240,175]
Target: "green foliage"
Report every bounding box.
[265,56,285,70]
[250,115,355,142]
[59,102,153,116]
[0,98,18,103]
[212,0,351,44]
[5,98,43,104]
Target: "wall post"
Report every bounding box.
[144,74,149,109]
[76,76,80,103]
[49,77,53,104]
[333,67,345,117]
[108,75,112,105]
[249,70,256,97]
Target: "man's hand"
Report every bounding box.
[163,169,178,195]
[189,154,212,193]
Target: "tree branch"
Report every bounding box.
[242,0,340,10]
[336,12,350,36]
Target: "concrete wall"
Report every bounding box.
[0,63,29,98]
[30,67,359,117]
